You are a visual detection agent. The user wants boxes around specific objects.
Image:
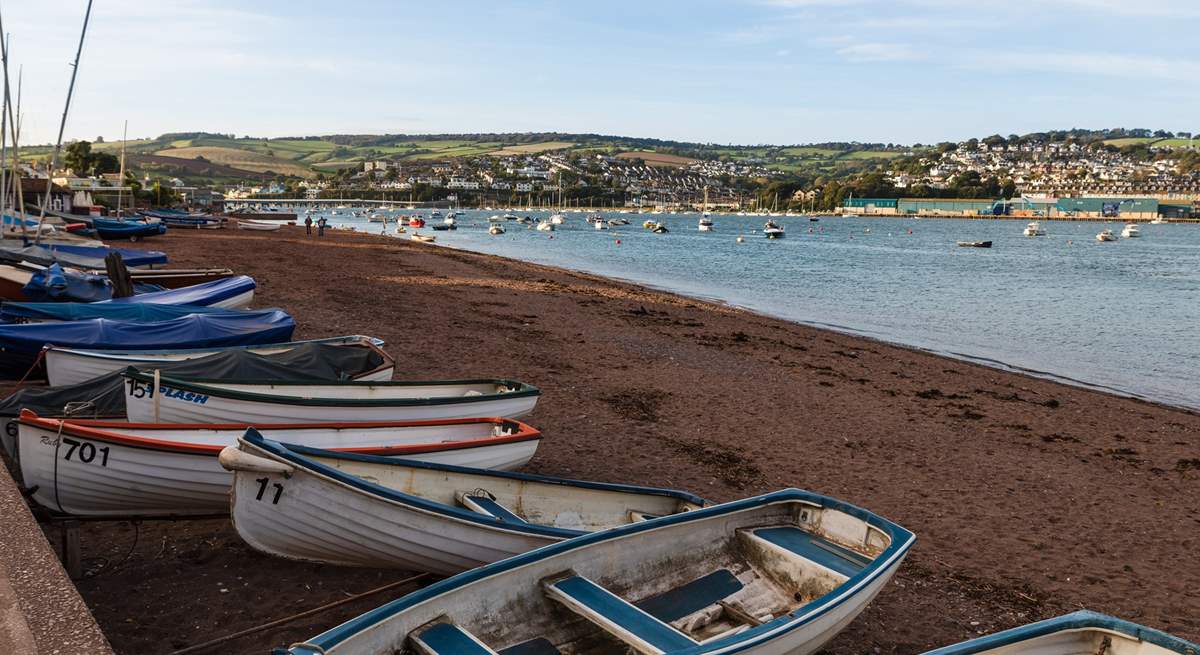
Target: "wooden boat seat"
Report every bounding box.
[498,637,562,655]
[742,527,871,578]
[635,569,744,623]
[459,494,529,525]
[543,574,697,655]
[411,621,499,655]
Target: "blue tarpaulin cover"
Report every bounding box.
[102,275,256,307]
[0,301,248,323]
[0,309,295,377]
[21,264,165,303]
[46,244,168,267]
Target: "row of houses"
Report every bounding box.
[843,196,1198,219]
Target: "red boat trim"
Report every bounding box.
[17,409,542,457]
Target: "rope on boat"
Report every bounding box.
[163,572,431,655]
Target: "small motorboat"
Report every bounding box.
[1023,221,1046,236]
[548,213,565,225]
[501,214,519,221]
[956,240,992,248]
[368,214,387,223]
[488,224,505,235]
[219,431,707,571]
[276,488,913,655]
[921,611,1198,654]
[643,219,656,229]
[1120,223,1141,238]
[764,220,785,239]
[535,221,554,231]
[430,210,443,219]
[410,232,436,243]
[408,217,426,228]
[651,222,669,234]
[608,217,629,226]
[17,411,542,517]
[443,215,457,226]
[237,219,282,232]
[431,223,456,231]
[594,220,609,230]
[1096,229,1117,242]
[120,370,540,424]
[698,215,714,231]
[1150,216,1168,225]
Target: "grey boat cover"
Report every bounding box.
[0,342,388,419]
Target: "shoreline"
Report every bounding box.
[430,237,1196,413]
[10,226,1198,653]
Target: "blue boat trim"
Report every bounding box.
[750,527,869,578]
[461,495,529,525]
[102,275,255,307]
[122,371,541,408]
[922,611,1200,654]
[497,638,561,655]
[413,622,497,655]
[244,430,707,540]
[548,575,695,651]
[284,487,915,655]
[636,569,743,623]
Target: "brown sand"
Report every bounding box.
[22,226,1200,653]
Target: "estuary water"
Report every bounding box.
[328,210,1200,409]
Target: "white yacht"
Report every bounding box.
[1096,229,1117,242]
[1150,216,1168,225]
[1120,223,1141,238]
[764,220,785,239]
[535,221,554,231]
[698,215,714,231]
[1023,221,1046,236]
[548,213,566,225]
[488,224,505,235]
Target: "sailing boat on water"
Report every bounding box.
[698,186,714,231]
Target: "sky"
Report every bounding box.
[5,0,1199,146]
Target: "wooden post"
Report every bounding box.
[104,252,134,298]
[61,520,81,579]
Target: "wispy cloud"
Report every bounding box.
[836,42,923,62]
[961,50,1200,82]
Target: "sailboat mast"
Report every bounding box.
[0,31,8,225]
[116,120,127,216]
[34,0,94,243]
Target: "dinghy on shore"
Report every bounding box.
[922,611,1199,654]
[44,335,389,387]
[278,487,912,655]
[99,274,257,309]
[121,372,540,423]
[16,411,541,517]
[221,431,707,572]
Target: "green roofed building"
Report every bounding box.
[1055,197,1158,219]
[842,197,898,214]
[897,198,998,216]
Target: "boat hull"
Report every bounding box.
[45,335,388,387]
[17,417,540,517]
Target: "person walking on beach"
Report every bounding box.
[304,215,313,236]
[317,216,327,237]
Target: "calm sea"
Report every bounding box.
[325,209,1200,409]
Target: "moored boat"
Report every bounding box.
[276,487,913,655]
[121,371,540,423]
[100,275,257,309]
[18,411,541,517]
[921,611,1199,654]
[411,233,436,243]
[488,224,505,235]
[1023,221,1046,236]
[956,240,992,248]
[0,309,295,379]
[43,335,389,387]
[1120,223,1141,238]
[764,220,785,239]
[220,431,705,571]
[1096,229,1117,242]
[236,219,283,232]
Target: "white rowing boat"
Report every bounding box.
[121,371,540,424]
[220,431,707,572]
[237,219,283,232]
[921,611,1199,654]
[44,335,389,387]
[16,410,541,517]
[278,487,913,655]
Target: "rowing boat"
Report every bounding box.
[44,335,389,387]
[922,611,1199,654]
[221,431,706,572]
[16,411,541,517]
[277,487,912,655]
[0,310,295,379]
[237,219,283,232]
[99,275,257,309]
[121,372,540,423]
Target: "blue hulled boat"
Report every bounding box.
[923,611,1199,654]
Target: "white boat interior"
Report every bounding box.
[178,379,527,400]
[288,492,908,655]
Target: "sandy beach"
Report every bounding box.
[17,225,1199,654]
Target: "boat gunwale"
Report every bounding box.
[17,410,541,458]
[121,369,541,408]
[45,334,386,360]
[280,487,914,655]
[920,610,1200,654]
[242,430,709,538]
